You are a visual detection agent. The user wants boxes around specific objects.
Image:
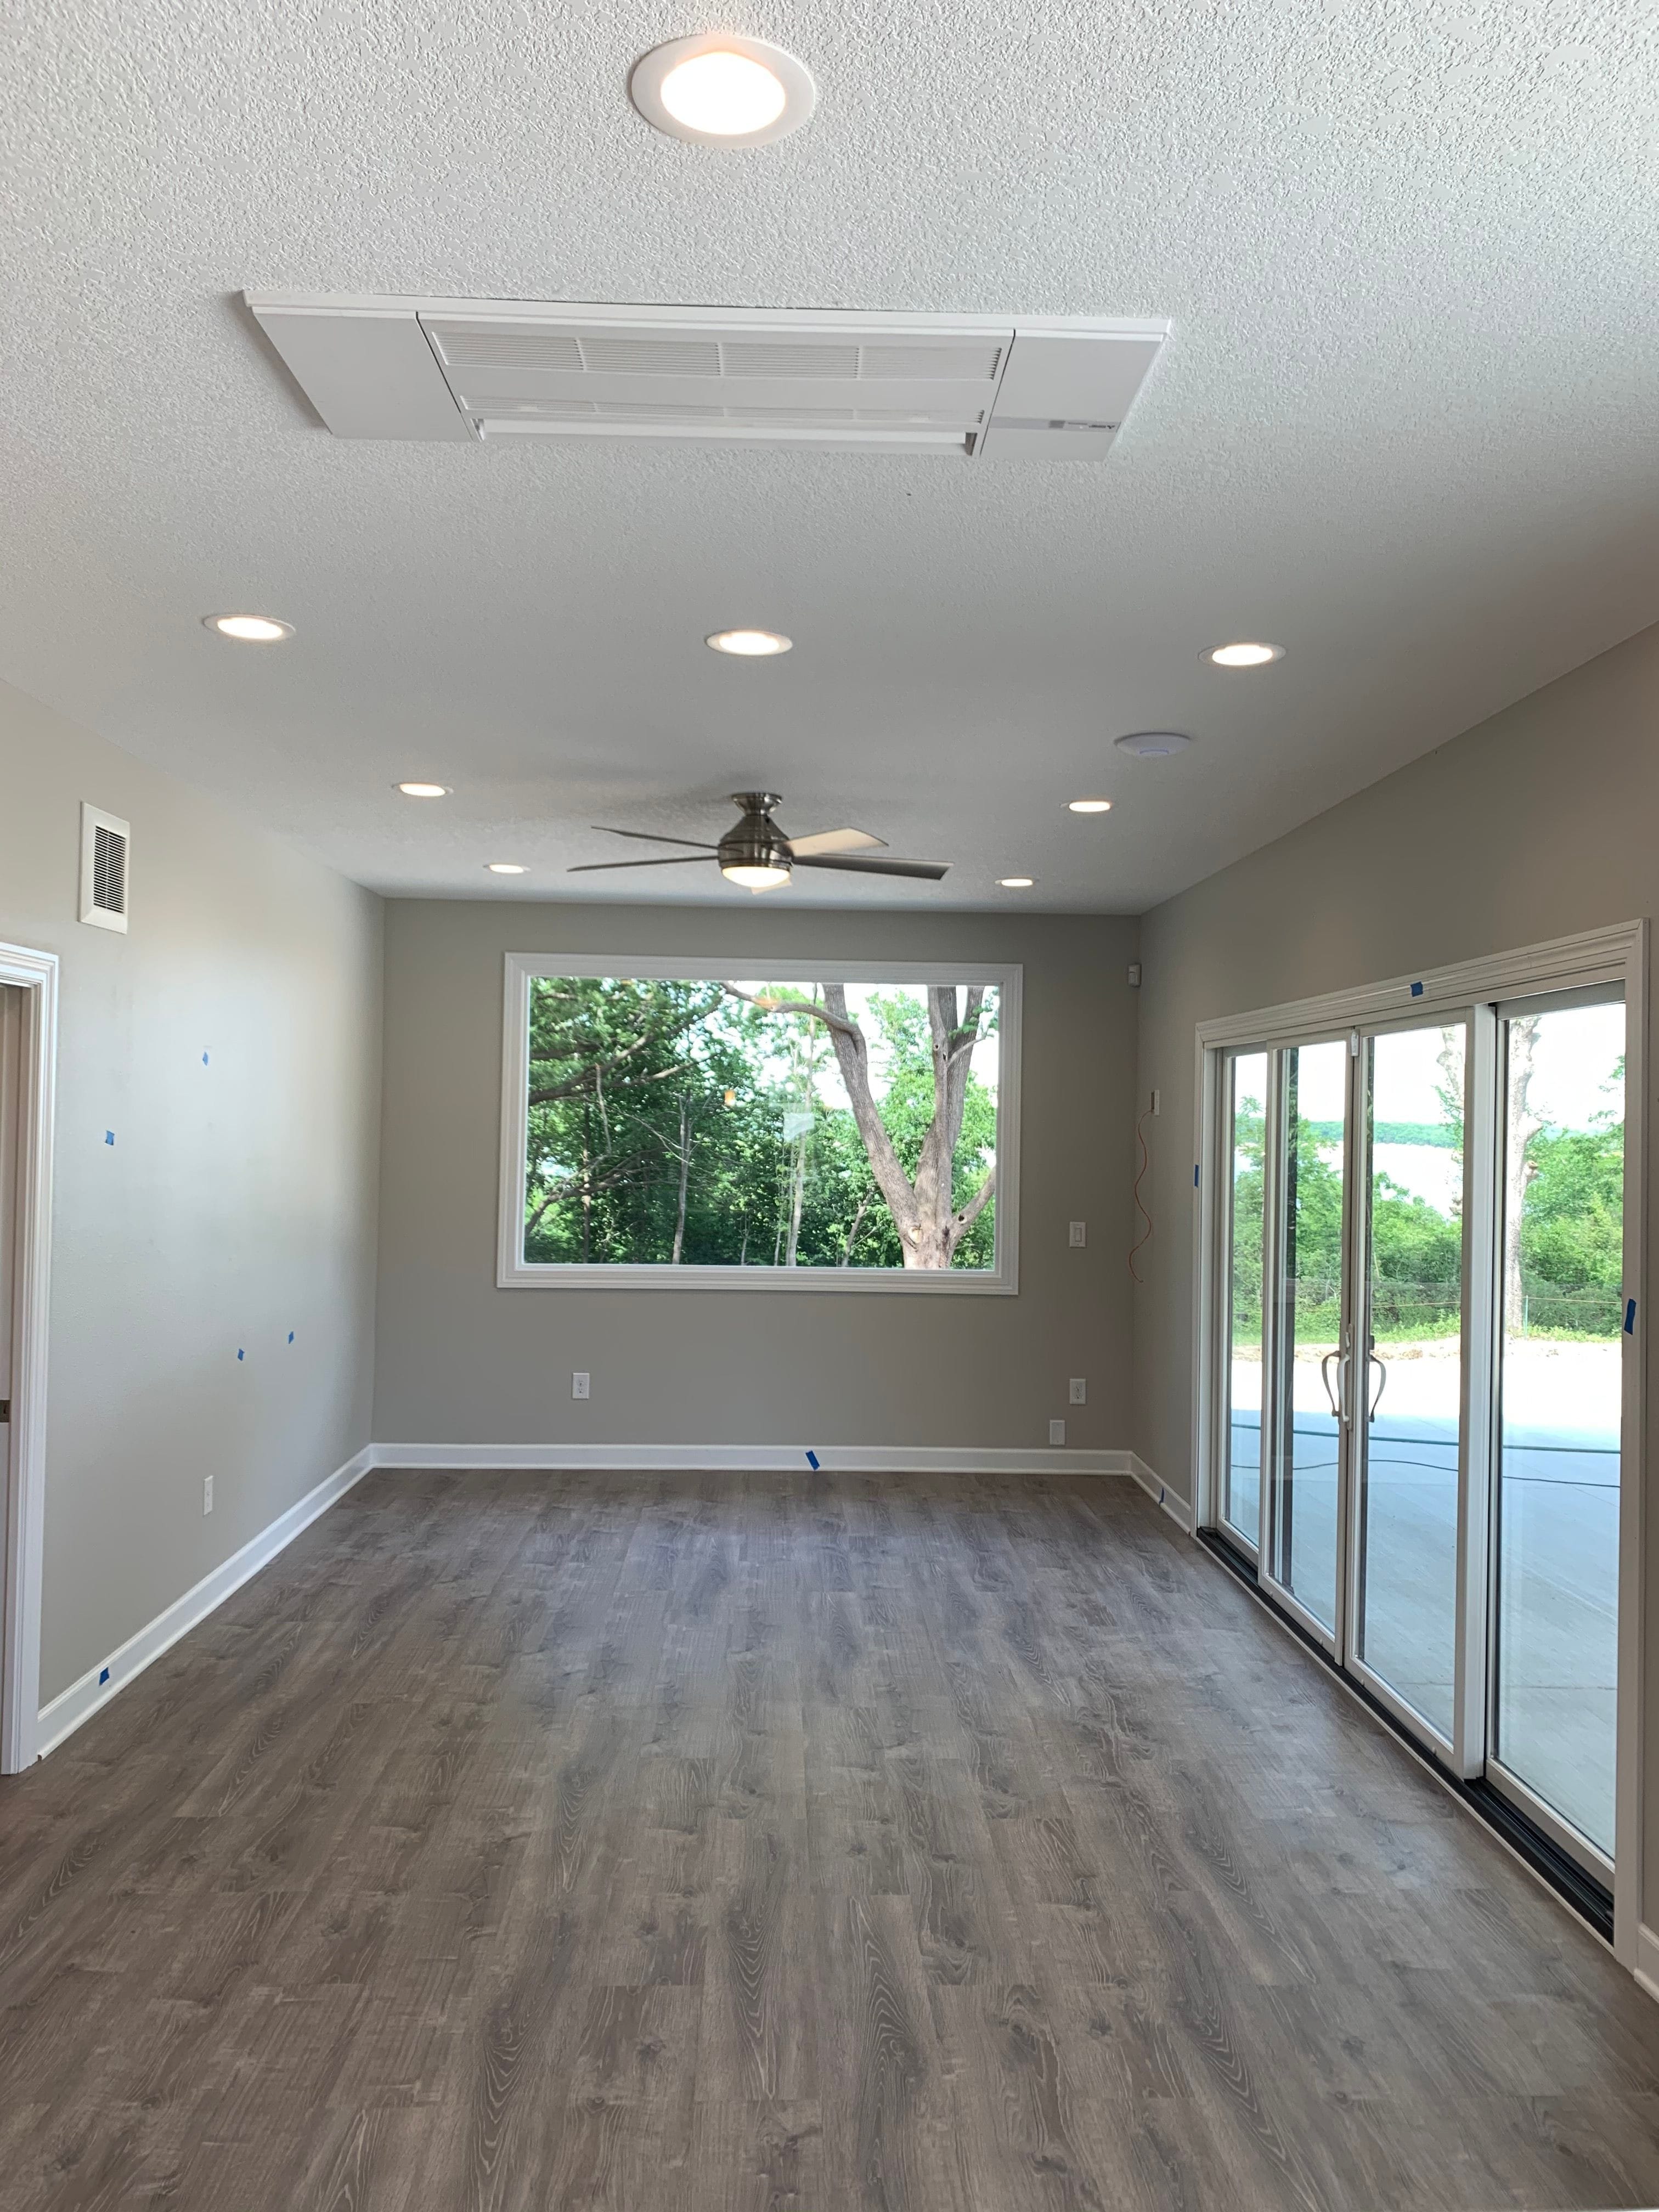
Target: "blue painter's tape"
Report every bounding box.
[202,1051,210,1065]
[99,1667,110,1685]
[288,1330,295,1344]
[1626,1298,1637,1334]
[237,1348,245,1361]
[805,1449,820,1471]
[104,1130,115,1145]
[1410,981,1424,997]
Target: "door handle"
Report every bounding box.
[1368,1351,1387,1419]
[1327,1345,1353,1415]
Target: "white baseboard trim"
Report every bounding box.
[1125,1452,1193,1532]
[34,1443,374,1759]
[371,1441,1136,1478]
[1638,1922,1659,2005]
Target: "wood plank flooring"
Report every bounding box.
[4,1467,1659,2210]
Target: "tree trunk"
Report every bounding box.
[581,1128,591,1262]
[672,1093,691,1263]
[804,983,995,1268]
[784,1130,808,1265]
[839,1188,872,1265]
[1504,1015,1541,1333]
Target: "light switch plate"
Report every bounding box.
[1069,1221,1086,1247]
[1048,1418,1066,1445]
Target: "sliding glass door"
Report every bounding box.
[1489,995,1624,1869]
[1205,979,1628,1891]
[1349,1021,1466,1743]
[1263,1040,1347,1639]
[1221,1053,1268,1553]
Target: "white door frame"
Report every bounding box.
[0,943,57,1775]
[1190,920,1647,1971]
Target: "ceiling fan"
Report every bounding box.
[569,793,951,892]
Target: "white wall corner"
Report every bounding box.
[1127,1451,1193,1532]
[33,1443,374,1759]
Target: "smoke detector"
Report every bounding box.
[1115,731,1192,758]
[246,294,1168,460]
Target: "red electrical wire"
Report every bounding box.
[1128,1109,1154,1282]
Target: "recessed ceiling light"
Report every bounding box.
[396,781,450,798]
[1067,798,1113,814]
[707,628,792,657]
[1205,641,1284,668]
[997,876,1035,889]
[1115,730,1192,758]
[486,862,527,875]
[203,613,293,643]
[630,36,816,147]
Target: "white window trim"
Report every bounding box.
[1188,919,1647,1972]
[498,952,1022,1295]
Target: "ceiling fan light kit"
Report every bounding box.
[567,794,949,894]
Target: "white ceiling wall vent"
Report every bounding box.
[79,804,129,934]
[246,296,1169,459]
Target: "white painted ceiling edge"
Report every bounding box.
[1,1,1655,911]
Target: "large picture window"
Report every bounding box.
[498,956,1021,1291]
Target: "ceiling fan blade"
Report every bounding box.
[785,827,888,857]
[793,853,950,881]
[591,825,719,850]
[567,855,714,873]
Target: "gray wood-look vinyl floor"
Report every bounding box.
[4,1468,1659,2211]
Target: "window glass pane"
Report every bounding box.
[1223,1053,1267,1543]
[1494,998,1624,1857]
[1353,1024,1465,1739]
[522,976,1001,1272]
[1268,1040,1346,1630]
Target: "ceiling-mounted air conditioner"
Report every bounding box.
[245,295,1168,459]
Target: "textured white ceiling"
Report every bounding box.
[3,1,1657,910]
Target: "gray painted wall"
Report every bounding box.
[374,900,1138,1453]
[0,682,382,1704]
[1130,617,1659,1914]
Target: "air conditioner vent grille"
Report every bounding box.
[246,295,1169,455]
[430,326,1007,386]
[579,336,725,377]
[722,340,861,379]
[93,825,126,915]
[429,330,586,371]
[79,803,131,933]
[856,342,1004,381]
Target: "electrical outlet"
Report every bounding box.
[202,1474,213,1516]
[572,1370,590,1400]
[1068,1221,1086,1248]
[1069,1377,1087,1405]
[1048,1418,1066,1446]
